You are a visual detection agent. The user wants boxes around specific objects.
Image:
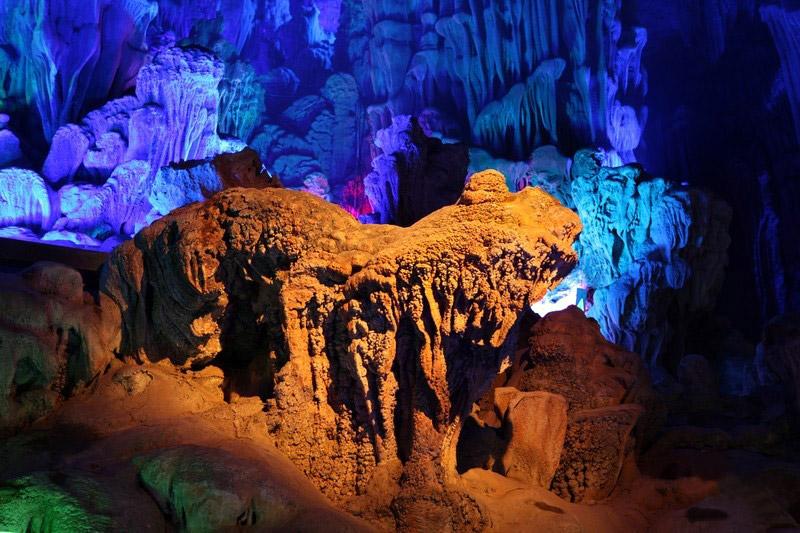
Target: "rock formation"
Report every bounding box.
[364,115,469,225]
[0,169,52,230]
[41,46,225,186]
[0,115,21,167]
[0,262,119,433]
[499,390,568,488]
[137,446,371,531]
[149,148,280,217]
[467,307,658,503]
[102,170,581,528]
[566,149,731,372]
[0,0,158,140]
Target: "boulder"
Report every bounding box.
[477,307,659,501]
[551,404,643,503]
[137,446,370,532]
[500,390,568,488]
[513,307,654,413]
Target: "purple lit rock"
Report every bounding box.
[54,160,152,237]
[0,115,21,166]
[42,230,103,248]
[43,47,225,186]
[136,47,226,171]
[0,169,52,230]
[83,132,127,180]
[149,163,219,216]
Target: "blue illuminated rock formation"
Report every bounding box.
[0,0,158,140]
[561,149,730,371]
[218,61,266,142]
[355,0,648,161]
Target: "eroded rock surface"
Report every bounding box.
[103,170,581,528]
[500,390,568,488]
[473,307,658,503]
[0,263,120,433]
[551,404,643,503]
[137,446,371,532]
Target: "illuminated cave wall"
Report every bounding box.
[0,0,798,370]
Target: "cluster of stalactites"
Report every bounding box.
[354,0,648,162]
[0,0,158,140]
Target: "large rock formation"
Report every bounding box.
[137,446,370,532]
[102,170,581,528]
[354,0,647,160]
[43,46,226,186]
[563,149,731,372]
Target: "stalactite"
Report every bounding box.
[0,0,157,140]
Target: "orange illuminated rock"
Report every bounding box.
[103,170,581,529]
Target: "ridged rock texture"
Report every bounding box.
[467,306,658,503]
[0,169,52,230]
[566,149,731,372]
[351,0,648,162]
[0,0,158,140]
[42,46,225,186]
[102,171,581,529]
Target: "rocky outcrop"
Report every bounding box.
[551,404,642,503]
[566,149,732,372]
[135,47,226,172]
[499,389,568,488]
[364,115,469,225]
[472,307,657,503]
[0,263,120,433]
[42,47,225,186]
[102,170,581,528]
[54,160,151,238]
